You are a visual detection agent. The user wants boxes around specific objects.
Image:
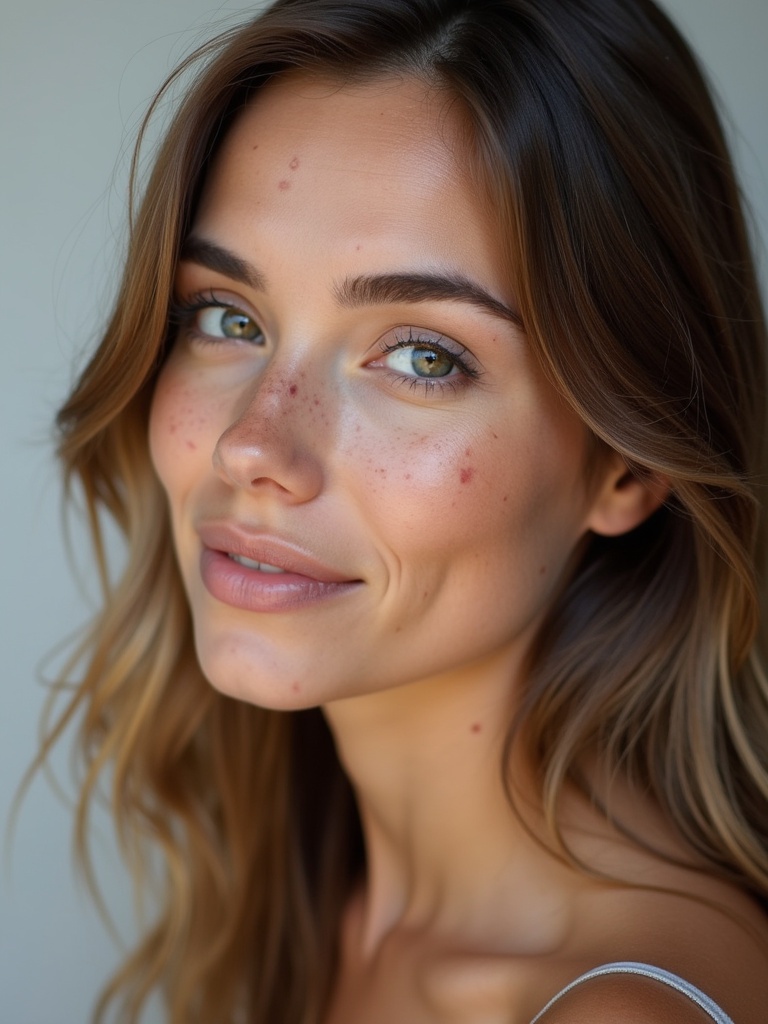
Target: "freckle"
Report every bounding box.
[289,384,298,396]
[313,398,320,407]
[169,423,177,434]
[355,244,361,251]
[539,565,547,575]
[503,495,509,502]
[289,156,299,170]
[395,626,402,634]
[470,723,482,734]
[460,467,474,484]
[465,448,472,457]
[422,590,428,598]
[186,440,197,451]
[405,473,411,480]
[291,682,300,694]
[278,179,290,190]
[492,433,498,440]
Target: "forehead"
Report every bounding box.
[193,73,510,299]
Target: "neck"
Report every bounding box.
[322,655,583,959]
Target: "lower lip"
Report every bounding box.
[200,548,361,612]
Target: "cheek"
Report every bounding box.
[148,366,217,493]
[340,430,490,576]
[347,408,588,578]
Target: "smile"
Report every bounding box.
[194,521,362,613]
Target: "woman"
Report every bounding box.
[46,0,768,1021]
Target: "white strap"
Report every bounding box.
[529,961,735,1023]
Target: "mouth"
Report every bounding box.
[195,520,362,612]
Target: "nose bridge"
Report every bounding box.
[213,349,330,499]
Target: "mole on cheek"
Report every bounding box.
[459,466,474,485]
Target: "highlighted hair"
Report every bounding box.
[42,1,768,1021]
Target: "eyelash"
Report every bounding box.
[169,291,263,345]
[376,328,482,396]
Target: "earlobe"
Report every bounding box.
[586,457,670,538]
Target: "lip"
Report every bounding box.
[196,520,362,612]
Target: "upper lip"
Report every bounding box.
[197,520,359,583]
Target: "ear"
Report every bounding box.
[586,454,670,537]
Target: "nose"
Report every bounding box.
[213,367,325,503]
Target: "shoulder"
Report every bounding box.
[531,966,733,1024]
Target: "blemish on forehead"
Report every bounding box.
[289,156,300,170]
[459,466,474,484]
[278,179,291,191]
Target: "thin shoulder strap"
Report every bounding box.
[529,961,735,1023]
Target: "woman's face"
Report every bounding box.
[150,74,601,708]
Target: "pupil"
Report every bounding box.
[412,347,452,377]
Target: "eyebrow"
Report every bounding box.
[180,236,523,329]
[180,236,266,291]
[334,272,522,328]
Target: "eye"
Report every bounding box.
[383,344,458,379]
[196,305,264,343]
[367,327,482,395]
[170,292,266,346]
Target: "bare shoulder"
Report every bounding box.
[526,881,768,1024]
[531,970,731,1024]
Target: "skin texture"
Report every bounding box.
[150,74,642,712]
[149,75,768,1022]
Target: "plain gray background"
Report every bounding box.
[1,1,766,1021]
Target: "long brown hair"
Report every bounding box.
[44,1,768,1021]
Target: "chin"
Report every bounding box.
[192,632,329,711]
